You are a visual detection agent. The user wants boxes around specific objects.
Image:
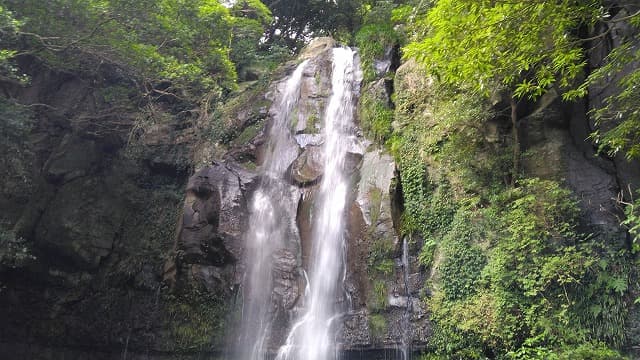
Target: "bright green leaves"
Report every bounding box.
[231,0,272,25]
[438,212,486,301]
[229,0,276,80]
[0,4,20,31]
[0,4,22,81]
[138,0,237,92]
[398,147,428,234]
[577,41,640,160]
[425,178,629,357]
[481,180,596,349]
[354,1,401,82]
[401,0,604,185]
[1,0,272,97]
[197,0,230,18]
[404,0,600,100]
[621,191,640,254]
[355,23,398,81]
[494,179,591,306]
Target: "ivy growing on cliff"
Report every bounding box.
[420,179,630,358]
[387,5,635,352]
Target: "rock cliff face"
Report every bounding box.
[525,14,640,343]
[0,55,225,358]
[1,26,638,359]
[169,38,430,355]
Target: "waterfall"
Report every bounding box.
[276,47,360,360]
[239,60,309,360]
[400,237,412,360]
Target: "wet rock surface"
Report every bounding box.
[170,38,431,355]
[290,145,324,185]
[2,31,637,359]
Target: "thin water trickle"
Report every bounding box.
[239,60,309,360]
[276,47,360,360]
[400,237,412,360]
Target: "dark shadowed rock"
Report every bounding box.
[34,177,124,269]
[522,91,622,234]
[177,161,258,266]
[44,134,100,184]
[191,264,235,296]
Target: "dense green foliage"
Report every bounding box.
[355,1,400,81]
[0,0,276,97]
[403,0,601,99]
[262,0,364,49]
[400,0,640,187]
[378,0,639,351]
[578,39,640,161]
[0,5,22,82]
[392,75,632,358]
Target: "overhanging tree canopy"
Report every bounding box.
[0,0,273,97]
[404,0,602,98]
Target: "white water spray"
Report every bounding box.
[276,47,360,360]
[239,60,309,360]
[400,237,412,360]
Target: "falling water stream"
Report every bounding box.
[275,47,359,360]
[400,237,412,360]
[239,60,309,360]
[240,47,362,360]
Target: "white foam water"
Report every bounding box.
[276,47,360,360]
[239,60,309,360]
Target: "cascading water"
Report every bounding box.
[276,47,360,360]
[239,60,309,360]
[400,237,413,360]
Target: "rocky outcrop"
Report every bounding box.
[35,176,125,269]
[521,90,623,235]
[0,54,227,359]
[340,150,430,351]
[167,39,429,356]
[167,160,257,298]
[289,145,324,185]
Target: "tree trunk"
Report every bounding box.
[510,96,520,187]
